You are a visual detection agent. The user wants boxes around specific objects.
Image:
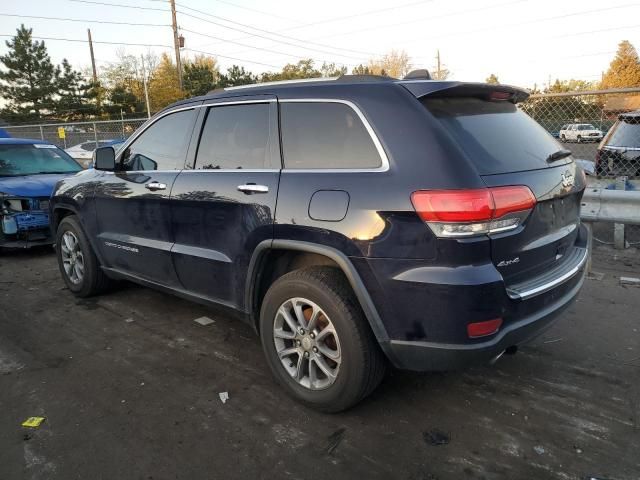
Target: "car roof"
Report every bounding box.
[163,76,530,112]
[619,110,640,120]
[0,138,56,145]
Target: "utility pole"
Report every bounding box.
[140,55,151,119]
[436,49,441,79]
[169,0,183,90]
[87,29,97,84]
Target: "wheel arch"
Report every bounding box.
[246,239,394,360]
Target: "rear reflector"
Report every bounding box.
[467,318,503,338]
[411,186,536,238]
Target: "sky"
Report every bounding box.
[0,0,638,90]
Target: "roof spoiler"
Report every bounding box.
[398,81,530,104]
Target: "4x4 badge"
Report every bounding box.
[561,171,575,188]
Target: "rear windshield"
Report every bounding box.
[606,118,640,147]
[422,97,570,175]
[0,144,82,177]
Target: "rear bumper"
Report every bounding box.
[355,224,590,372]
[386,266,584,371]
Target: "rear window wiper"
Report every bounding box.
[546,149,572,163]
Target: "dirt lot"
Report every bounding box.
[0,242,639,480]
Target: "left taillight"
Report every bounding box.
[410,186,536,238]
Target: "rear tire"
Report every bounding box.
[259,267,386,412]
[56,215,110,297]
[577,135,582,143]
[560,134,566,142]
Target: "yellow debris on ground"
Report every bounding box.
[21,417,45,428]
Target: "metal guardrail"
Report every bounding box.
[581,187,640,225]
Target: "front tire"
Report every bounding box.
[56,215,110,297]
[259,267,386,412]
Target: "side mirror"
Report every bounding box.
[94,146,116,171]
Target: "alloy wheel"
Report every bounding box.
[60,231,85,284]
[273,297,342,390]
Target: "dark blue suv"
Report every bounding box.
[50,75,590,411]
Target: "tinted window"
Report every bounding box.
[195,103,278,170]
[121,109,196,171]
[280,102,382,169]
[606,119,640,147]
[0,144,82,176]
[423,97,570,175]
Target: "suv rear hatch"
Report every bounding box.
[597,113,640,177]
[411,83,587,298]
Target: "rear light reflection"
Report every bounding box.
[467,318,503,338]
[411,186,536,238]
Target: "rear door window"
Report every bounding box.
[422,97,570,175]
[606,118,640,147]
[195,102,279,169]
[280,102,382,169]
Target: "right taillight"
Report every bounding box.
[411,186,536,238]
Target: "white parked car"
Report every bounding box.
[65,139,124,168]
[559,123,603,143]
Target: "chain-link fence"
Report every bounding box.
[521,87,640,179]
[3,87,640,178]
[3,118,147,149]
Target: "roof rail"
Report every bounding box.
[224,77,339,91]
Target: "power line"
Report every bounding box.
[176,9,370,62]
[307,0,527,42]
[175,2,377,58]
[0,34,173,48]
[399,3,640,47]
[181,27,357,68]
[0,13,170,27]
[182,47,282,69]
[67,0,169,11]
[200,0,301,23]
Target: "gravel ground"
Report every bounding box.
[0,244,638,480]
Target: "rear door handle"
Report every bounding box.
[145,181,167,191]
[237,184,269,194]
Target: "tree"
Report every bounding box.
[217,65,256,87]
[601,40,640,89]
[0,25,59,121]
[320,62,347,77]
[352,64,375,75]
[486,74,500,84]
[101,49,155,116]
[148,53,183,110]
[55,59,97,120]
[261,59,321,82]
[368,50,411,78]
[183,55,219,97]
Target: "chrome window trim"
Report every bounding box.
[107,99,277,174]
[105,97,389,175]
[279,98,390,173]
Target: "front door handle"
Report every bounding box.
[145,181,167,191]
[237,184,269,194]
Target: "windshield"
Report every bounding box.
[422,97,570,175]
[578,124,596,130]
[0,144,82,177]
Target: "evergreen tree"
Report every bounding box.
[56,59,96,120]
[601,40,640,89]
[218,65,257,87]
[0,25,59,121]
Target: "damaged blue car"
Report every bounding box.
[0,138,82,249]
